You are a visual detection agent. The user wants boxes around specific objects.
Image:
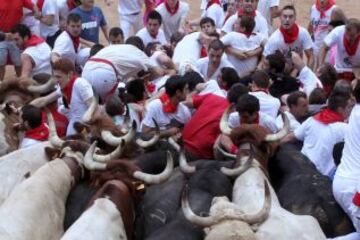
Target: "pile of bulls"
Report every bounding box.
[0,78,355,239]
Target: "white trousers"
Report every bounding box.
[119,13,142,41]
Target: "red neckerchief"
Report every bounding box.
[238,8,256,17]
[23,35,45,49]
[66,31,80,53]
[36,0,45,11]
[343,34,360,56]
[24,122,49,141]
[240,112,260,124]
[239,31,256,38]
[280,24,300,44]
[200,46,207,58]
[62,74,78,106]
[206,0,221,10]
[159,93,177,113]
[165,0,179,15]
[67,0,77,10]
[146,82,156,93]
[316,0,335,18]
[313,108,344,124]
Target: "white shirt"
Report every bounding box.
[173,32,202,67]
[195,55,234,81]
[324,25,360,73]
[221,31,264,76]
[310,4,337,53]
[250,91,280,119]
[228,111,278,133]
[201,3,225,29]
[20,138,43,149]
[156,1,189,40]
[336,105,360,179]
[136,27,167,47]
[23,42,52,76]
[298,66,323,96]
[294,117,347,176]
[199,79,226,98]
[141,99,191,130]
[40,0,60,38]
[222,11,269,38]
[257,0,279,32]
[52,31,81,65]
[263,26,313,57]
[118,0,142,15]
[276,111,300,132]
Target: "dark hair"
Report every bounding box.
[90,44,104,57]
[145,42,161,56]
[266,51,286,73]
[220,67,240,89]
[105,95,124,116]
[207,31,220,39]
[200,17,216,27]
[109,27,124,38]
[240,16,255,33]
[236,94,260,114]
[67,13,82,24]
[252,71,270,89]
[309,88,327,104]
[332,80,352,98]
[354,80,360,103]
[287,91,307,108]
[328,93,350,111]
[126,79,145,102]
[346,18,360,32]
[165,75,187,97]
[125,36,145,51]
[52,58,75,74]
[329,20,345,28]
[318,63,338,91]
[11,24,31,39]
[170,31,185,45]
[147,10,162,25]
[183,71,204,92]
[282,5,296,15]
[21,105,43,129]
[208,39,225,52]
[227,83,249,104]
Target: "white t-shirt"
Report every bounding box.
[310,4,337,53]
[336,105,360,180]
[201,3,225,29]
[222,11,269,38]
[257,0,279,32]
[20,138,43,149]
[52,31,81,65]
[172,32,202,67]
[228,111,278,133]
[199,79,226,98]
[23,42,52,76]
[221,31,264,76]
[141,99,191,130]
[155,1,189,40]
[195,55,234,81]
[294,117,347,176]
[136,27,167,47]
[324,25,360,73]
[298,66,323,96]
[250,91,280,119]
[263,26,314,58]
[40,0,60,38]
[118,0,142,15]
[276,111,300,132]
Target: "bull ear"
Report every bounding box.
[73,122,91,135]
[44,147,61,161]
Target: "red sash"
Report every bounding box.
[23,35,45,49]
[280,24,300,44]
[165,0,179,15]
[206,0,221,10]
[343,34,360,56]
[159,93,177,113]
[24,122,49,141]
[62,74,78,106]
[316,0,335,18]
[238,8,256,17]
[313,108,344,124]
[66,31,80,53]
[37,0,45,11]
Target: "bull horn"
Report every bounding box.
[179,150,196,174]
[168,136,180,152]
[82,97,98,123]
[84,141,107,170]
[120,104,131,134]
[136,118,160,148]
[27,77,55,94]
[101,120,136,146]
[265,112,290,142]
[220,105,233,135]
[181,185,219,227]
[93,139,125,163]
[47,111,65,148]
[133,151,174,184]
[214,144,237,160]
[220,146,254,177]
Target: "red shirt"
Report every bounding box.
[182,94,229,159]
[0,0,34,32]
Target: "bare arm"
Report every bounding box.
[245,46,263,58]
[225,47,248,60]
[38,14,55,26]
[142,124,180,138]
[304,48,314,70]
[30,91,60,108]
[80,38,95,48]
[157,52,176,70]
[51,52,61,64]
[20,54,34,78]
[318,45,330,70]
[101,25,109,43]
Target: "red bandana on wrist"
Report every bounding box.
[239,31,256,38]
[240,112,260,124]
[146,82,156,93]
[200,46,208,58]
[206,0,221,10]
[280,24,300,44]
[313,108,344,125]
[37,0,45,11]
[316,0,335,18]
[159,93,177,113]
[23,35,45,49]
[66,31,80,53]
[238,8,256,17]
[343,34,360,56]
[24,122,49,141]
[165,0,179,15]
[62,74,78,106]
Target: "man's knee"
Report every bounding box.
[0,41,8,66]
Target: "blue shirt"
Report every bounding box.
[71,6,107,44]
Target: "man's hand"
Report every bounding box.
[291,51,305,71]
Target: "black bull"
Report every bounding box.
[269,142,355,237]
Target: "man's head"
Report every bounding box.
[145,42,163,56]
[109,27,124,44]
[227,83,249,104]
[170,31,185,51]
[200,17,216,35]
[318,0,331,8]
[183,71,204,92]
[251,71,270,90]
[280,5,297,30]
[126,79,146,102]
[219,67,240,90]
[236,94,260,123]
[166,0,179,8]
[265,51,286,73]
[235,15,256,33]
[89,43,104,57]
[227,0,239,15]
[20,105,43,130]
[125,36,145,51]
[240,0,258,13]
[317,63,338,92]
[309,88,327,105]
[146,11,162,37]
[165,75,188,101]
[105,95,125,117]
[207,40,225,67]
[345,18,360,42]
[80,0,94,8]
[66,13,82,37]
[11,24,32,49]
[52,58,76,88]
[286,91,308,120]
[328,92,353,119]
